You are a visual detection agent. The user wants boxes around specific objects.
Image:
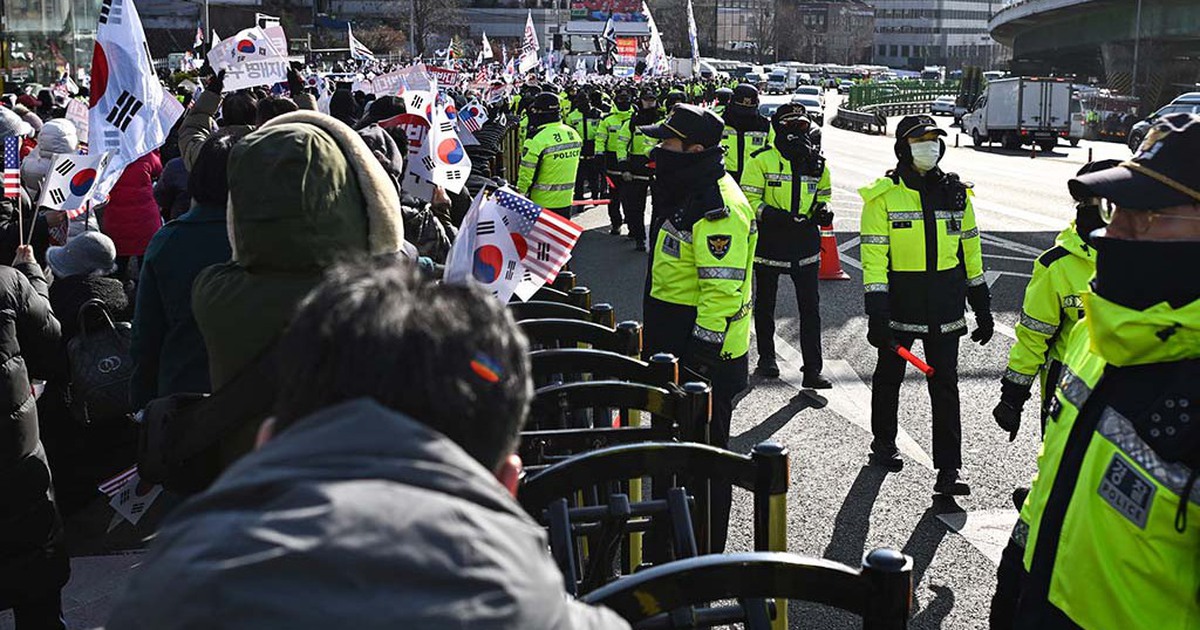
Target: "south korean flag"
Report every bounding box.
[88,0,182,209]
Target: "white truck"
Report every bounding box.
[962,77,1073,152]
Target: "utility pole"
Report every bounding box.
[1131,0,1142,98]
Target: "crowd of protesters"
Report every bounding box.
[0,60,740,629]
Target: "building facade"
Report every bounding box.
[871,0,1003,70]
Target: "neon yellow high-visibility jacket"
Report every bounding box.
[1002,224,1096,399]
[615,110,661,178]
[720,122,770,182]
[740,145,831,267]
[650,175,757,359]
[858,170,985,336]
[517,121,583,209]
[597,108,633,173]
[565,108,602,157]
[1013,292,1200,628]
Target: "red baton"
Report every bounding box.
[893,344,935,377]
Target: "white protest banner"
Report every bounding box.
[88,0,182,208]
[206,25,286,71]
[519,12,540,73]
[65,99,89,139]
[221,57,291,92]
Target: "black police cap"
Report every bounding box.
[896,114,946,139]
[639,104,725,149]
[530,92,561,113]
[731,83,759,108]
[1070,112,1200,210]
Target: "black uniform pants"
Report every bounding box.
[575,154,603,200]
[621,178,650,243]
[604,154,623,228]
[753,262,822,374]
[870,333,962,470]
[642,296,748,553]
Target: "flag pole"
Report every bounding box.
[202,0,210,55]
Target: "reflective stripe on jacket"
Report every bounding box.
[517,122,583,209]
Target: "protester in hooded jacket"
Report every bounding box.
[0,109,49,267]
[11,103,42,134]
[191,110,406,472]
[19,120,76,197]
[36,231,135,516]
[0,244,66,630]
[131,128,244,410]
[107,258,628,630]
[100,151,163,274]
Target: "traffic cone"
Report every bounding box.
[818,225,851,281]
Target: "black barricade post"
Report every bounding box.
[590,303,615,328]
[680,381,713,555]
[568,286,592,311]
[553,270,577,291]
[752,442,791,630]
[615,321,642,358]
[648,353,679,386]
[861,547,914,630]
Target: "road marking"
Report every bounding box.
[981,233,1050,257]
[765,326,936,470]
[937,509,1019,566]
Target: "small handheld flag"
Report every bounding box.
[3,136,21,200]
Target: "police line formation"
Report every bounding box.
[1,60,1198,630]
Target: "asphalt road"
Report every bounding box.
[565,95,1132,629]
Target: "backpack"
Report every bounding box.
[67,298,134,424]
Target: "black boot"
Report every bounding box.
[755,361,780,378]
[934,469,971,496]
[802,372,833,389]
[868,447,903,472]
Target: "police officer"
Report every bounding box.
[713,87,733,116]
[720,84,771,183]
[616,88,662,251]
[992,160,1116,440]
[990,112,1200,628]
[597,88,634,235]
[517,92,582,216]
[640,104,756,553]
[859,114,992,495]
[740,104,832,388]
[664,89,687,113]
[566,90,604,204]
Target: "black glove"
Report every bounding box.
[967,283,993,346]
[993,380,1032,441]
[207,70,225,95]
[685,336,723,378]
[867,316,894,350]
[971,311,994,346]
[812,202,834,227]
[864,291,894,350]
[286,64,306,96]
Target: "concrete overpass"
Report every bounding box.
[989,0,1200,110]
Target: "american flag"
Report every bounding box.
[460,101,488,133]
[3,136,20,199]
[494,188,581,283]
[99,465,139,497]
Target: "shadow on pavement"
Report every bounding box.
[902,497,965,628]
[729,392,816,452]
[821,465,888,566]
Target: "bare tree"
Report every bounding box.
[356,25,409,55]
[408,0,462,55]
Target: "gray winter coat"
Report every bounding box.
[106,398,630,629]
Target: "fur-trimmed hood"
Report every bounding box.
[226,110,403,270]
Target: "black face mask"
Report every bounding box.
[650,145,725,203]
[1091,234,1200,310]
[773,123,813,161]
[1075,203,1105,246]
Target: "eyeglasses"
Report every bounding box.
[1100,199,1200,225]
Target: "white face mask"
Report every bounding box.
[909,140,941,172]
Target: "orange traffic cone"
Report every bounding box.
[818,225,851,281]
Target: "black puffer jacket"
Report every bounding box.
[0,261,66,611]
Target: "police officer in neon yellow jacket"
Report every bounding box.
[719,84,770,183]
[615,88,663,251]
[517,93,582,214]
[640,104,756,554]
[989,112,1200,629]
[859,115,992,496]
[596,89,634,235]
[740,104,832,388]
[992,160,1117,441]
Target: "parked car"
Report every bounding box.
[931,95,956,116]
[743,72,768,90]
[793,85,825,109]
[1169,92,1200,105]
[1127,102,1200,150]
[790,96,825,125]
[837,80,854,94]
